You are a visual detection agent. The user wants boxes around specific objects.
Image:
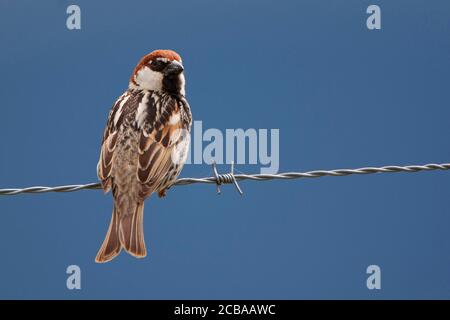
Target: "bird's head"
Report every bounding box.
[129,49,185,96]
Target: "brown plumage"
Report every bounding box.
[95,50,192,263]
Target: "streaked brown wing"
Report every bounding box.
[97,92,131,192]
[137,106,187,197]
[97,127,118,192]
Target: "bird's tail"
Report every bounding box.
[118,202,147,258]
[95,202,146,263]
[95,205,122,263]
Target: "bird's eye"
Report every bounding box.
[150,60,166,70]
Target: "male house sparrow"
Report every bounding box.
[96,50,192,263]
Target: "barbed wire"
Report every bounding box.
[0,162,448,196]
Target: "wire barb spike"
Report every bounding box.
[210,161,244,195]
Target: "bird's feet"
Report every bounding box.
[158,189,167,198]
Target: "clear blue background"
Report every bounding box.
[1,0,449,299]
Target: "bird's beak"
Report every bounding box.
[164,60,184,76]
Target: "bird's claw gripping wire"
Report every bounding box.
[211,161,244,195]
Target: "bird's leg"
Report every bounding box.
[158,189,167,198]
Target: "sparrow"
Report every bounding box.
[95,50,192,263]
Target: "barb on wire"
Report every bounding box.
[211,161,243,195]
[0,162,449,196]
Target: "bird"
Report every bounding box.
[95,50,192,263]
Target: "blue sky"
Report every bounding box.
[1,0,450,299]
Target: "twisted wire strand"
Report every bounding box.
[0,163,449,196]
